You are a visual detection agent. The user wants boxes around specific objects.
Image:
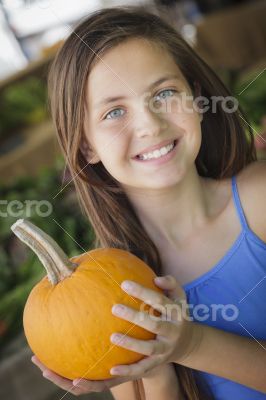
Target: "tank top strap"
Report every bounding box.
[231,175,249,231]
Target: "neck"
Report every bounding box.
[124,165,212,249]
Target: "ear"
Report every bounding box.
[80,136,101,165]
[193,81,203,123]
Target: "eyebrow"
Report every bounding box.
[95,74,181,108]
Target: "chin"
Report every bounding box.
[140,177,182,190]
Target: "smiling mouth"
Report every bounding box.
[135,139,178,161]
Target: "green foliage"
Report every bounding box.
[234,69,266,128]
[0,159,96,353]
[0,77,48,141]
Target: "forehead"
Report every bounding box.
[86,38,187,101]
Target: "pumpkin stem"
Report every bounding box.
[11,219,78,285]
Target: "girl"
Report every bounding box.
[31,6,266,400]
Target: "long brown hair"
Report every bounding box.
[47,6,257,399]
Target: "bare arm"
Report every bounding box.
[110,380,139,400]
[107,276,266,395]
[142,363,184,399]
[177,322,266,393]
[111,363,184,400]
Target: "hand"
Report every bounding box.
[31,355,133,395]
[109,275,201,378]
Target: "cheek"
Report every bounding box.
[167,94,200,124]
[185,115,202,147]
[168,107,201,136]
[168,109,202,157]
[97,131,129,165]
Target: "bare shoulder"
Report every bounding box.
[237,160,266,199]
[237,160,266,187]
[236,160,266,242]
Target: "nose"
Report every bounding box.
[133,103,168,138]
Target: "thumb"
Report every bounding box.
[154,275,176,290]
[154,275,187,302]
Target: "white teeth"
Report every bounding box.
[138,141,175,160]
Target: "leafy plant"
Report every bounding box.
[0,158,96,354]
[234,69,266,129]
[0,77,48,142]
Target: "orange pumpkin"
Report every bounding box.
[11,219,162,380]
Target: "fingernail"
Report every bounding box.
[43,371,49,378]
[110,368,121,375]
[112,304,126,315]
[121,281,134,292]
[73,379,81,386]
[110,333,122,343]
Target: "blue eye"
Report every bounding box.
[154,89,176,101]
[104,108,125,120]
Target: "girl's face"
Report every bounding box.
[83,38,202,191]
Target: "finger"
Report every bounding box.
[73,376,129,391]
[154,275,178,297]
[157,275,187,302]
[42,370,80,393]
[154,275,178,290]
[120,280,178,315]
[31,355,48,372]
[158,276,190,319]
[110,355,158,377]
[31,356,128,393]
[110,333,167,356]
[31,356,79,392]
[112,304,173,335]
[72,378,107,393]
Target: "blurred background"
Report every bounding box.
[0,0,265,399]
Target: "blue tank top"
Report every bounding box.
[182,175,266,399]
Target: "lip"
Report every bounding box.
[132,138,178,158]
[132,138,179,166]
